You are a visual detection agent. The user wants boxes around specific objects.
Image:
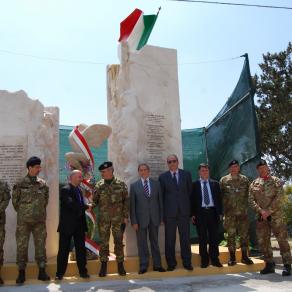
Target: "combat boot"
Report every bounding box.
[260,262,275,274]
[228,251,236,266]
[99,261,107,277]
[241,250,254,265]
[0,266,3,285]
[282,264,291,276]
[118,261,126,276]
[38,267,50,281]
[16,269,25,284]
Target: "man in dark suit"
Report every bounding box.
[191,163,223,268]
[130,163,166,274]
[159,154,193,271]
[56,170,90,280]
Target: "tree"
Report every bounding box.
[283,185,292,232]
[254,42,292,180]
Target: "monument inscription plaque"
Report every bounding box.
[0,137,27,187]
[145,113,166,179]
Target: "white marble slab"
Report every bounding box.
[0,90,59,263]
[107,44,183,256]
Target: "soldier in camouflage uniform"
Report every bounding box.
[220,160,254,266]
[0,180,10,285]
[12,156,50,284]
[249,160,291,276]
[93,161,129,277]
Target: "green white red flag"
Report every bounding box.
[118,8,160,52]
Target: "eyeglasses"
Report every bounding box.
[167,160,177,164]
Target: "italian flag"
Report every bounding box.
[118,8,160,52]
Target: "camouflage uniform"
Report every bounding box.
[12,175,49,269]
[94,177,129,263]
[0,181,10,266]
[220,174,250,253]
[249,176,292,264]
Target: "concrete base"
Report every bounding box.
[1,246,264,286]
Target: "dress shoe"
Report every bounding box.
[167,266,176,271]
[282,264,291,276]
[260,262,275,274]
[200,261,209,268]
[183,264,194,271]
[55,274,63,281]
[153,267,166,272]
[138,269,147,274]
[200,257,209,268]
[211,260,223,267]
[118,262,126,276]
[38,268,50,281]
[99,261,107,277]
[80,273,90,278]
[16,269,26,284]
[241,250,254,265]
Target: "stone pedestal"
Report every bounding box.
[0,90,59,263]
[107,45,183,256]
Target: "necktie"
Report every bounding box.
[144,180,150,198]
[172,172,178,187]
[76,188,83,205]
[203,181,210,206]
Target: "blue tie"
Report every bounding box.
[203,181,210,206]
[144,180,150,198]
[173,172,178,186]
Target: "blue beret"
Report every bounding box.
[229,160,239,167]
[26,156,41,168]
[98,161,113,171]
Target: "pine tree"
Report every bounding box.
[254,42,292,180]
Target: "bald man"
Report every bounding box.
[56,170,91,280]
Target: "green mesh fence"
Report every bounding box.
[206,54,260,180]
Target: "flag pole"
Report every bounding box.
[157,6,162,16]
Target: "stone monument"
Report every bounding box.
[0,90,59,263]
[107,44,183,256]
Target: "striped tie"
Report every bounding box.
[203,181,210,206]
[144,179,150,198]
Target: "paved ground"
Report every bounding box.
[2,266,291,292]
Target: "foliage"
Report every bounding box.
[254,42,292,180]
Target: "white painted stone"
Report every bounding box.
[107,44,183,256]
[0,90,59,263]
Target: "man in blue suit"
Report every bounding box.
[159,154,193,271]
[191,163,223,268]
[130,163,166,274]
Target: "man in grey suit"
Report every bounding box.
[159,154,193,271]
[130,163,166,274]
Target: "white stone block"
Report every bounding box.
[107,45,183,256]
[0,90,59,263]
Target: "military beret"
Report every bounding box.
[98,161,113,171]
[229,160,239,167]
[26,156,41,168]
[256,159,268,168]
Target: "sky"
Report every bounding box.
[0,0,291,129]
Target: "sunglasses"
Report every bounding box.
[167,160,177,164]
